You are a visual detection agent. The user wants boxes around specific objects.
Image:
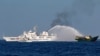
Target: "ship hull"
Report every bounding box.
[3,36,56,42]
[75,36,99,42]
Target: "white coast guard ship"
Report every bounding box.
[3,28,56,42]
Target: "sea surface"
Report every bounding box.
[0,40,100,56]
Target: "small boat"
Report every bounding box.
[75,35,99,42]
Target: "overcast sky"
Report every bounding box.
[0,0,100,38]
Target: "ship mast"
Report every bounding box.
[33,26,38,34]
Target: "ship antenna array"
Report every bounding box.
[33,26,37,33]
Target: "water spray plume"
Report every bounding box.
[48,25,83,41]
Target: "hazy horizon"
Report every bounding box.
[0,0,100,40]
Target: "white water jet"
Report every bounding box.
[48,25,83,41]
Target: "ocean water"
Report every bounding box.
[0,40,100,56]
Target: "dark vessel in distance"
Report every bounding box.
[75,35,99,42]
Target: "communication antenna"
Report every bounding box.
[33,25,37,33]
